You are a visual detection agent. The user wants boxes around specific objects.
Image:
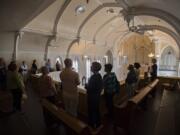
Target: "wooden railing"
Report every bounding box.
[114,79,159,132]
[41,99,91,135]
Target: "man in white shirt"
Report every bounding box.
[20,61,28,82]
[20,61,28,75]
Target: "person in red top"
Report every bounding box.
[39,66,57,102]
[39,66,57,127]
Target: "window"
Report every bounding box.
[96,59,101,63]
[55,56,63,69]
[73,58,79,72]
[86,58,91,81]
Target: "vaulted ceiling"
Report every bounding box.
[1,0,180,55]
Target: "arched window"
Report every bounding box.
[72,57,79,72]
[160,47,176,71]
[55,56,63,69]
[86,58,91,80]
[96,59,101,63]
[105,50,113,64]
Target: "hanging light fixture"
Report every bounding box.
[75,5,86,14]
[148,53,154,58]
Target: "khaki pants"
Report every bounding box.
[63,93,78,117]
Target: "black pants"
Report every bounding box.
[11,89,22,111]
[104,92,114,118]
[87,94,101,128]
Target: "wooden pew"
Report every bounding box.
[114,79,159,132]
[41,99,91,135]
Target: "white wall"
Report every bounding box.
[18,33,48,68]
[0,32,15,64]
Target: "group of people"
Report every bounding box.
[125,59,157,98]
[45,59,62,72]
[0,59,26,113]
[39,58,120,129]
[0,58,39,113]
[0,56,157,130]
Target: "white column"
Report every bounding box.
[12,31,23,61]
[176,59,180,76]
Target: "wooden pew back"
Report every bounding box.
[114,79,159,131]
[41,99,91,135]
[129,79,159,105]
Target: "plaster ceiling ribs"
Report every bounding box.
[138,25,180,49]
[66,2,123,57]
[113,30,130,46]
[66,2,180,57]
[93,16,117,44]
[114,25,180,54]
[122,7,180,35]
[44,0,72,60]
[21,0,56,31]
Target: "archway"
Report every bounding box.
[159,46,177,76]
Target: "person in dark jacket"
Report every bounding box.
[150,58,157,81]
[31,59,38,74]
[86,62,103,129]
[125,64,136,98]
[56,61,61,71]
[103,64,119,119]
[0,58,6,90]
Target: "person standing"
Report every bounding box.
[39,66,57,126]
[150,58,157,81]
[31,59,38,74]
[60,58,80,117]
[103,64,119,119]
[45,59,51,72]
[125,64,137,98]
[56,61,61,71]
[6,62,25,112]
[0,58,6,90]
[86,62,103,129]
[20,61,28,82]
[39,66,57,102]
[134,62,141,91]
[20,61,28,75]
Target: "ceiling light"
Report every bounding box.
[156,55,160,58]
[148,53,154,58]
[75,5,86,14]
[84,55,88,58]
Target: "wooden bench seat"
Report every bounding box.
[41,99,91,135]
[114,79,159,132]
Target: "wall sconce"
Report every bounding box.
[148,53,154,58]
[156,54,160,58]
[84,55,88,59]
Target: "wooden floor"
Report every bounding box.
[0,85,180,135]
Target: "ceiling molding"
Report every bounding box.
[113,30,130,45]
[122,7,180,35]
[66,2,122,58]
[77,3,122,38]
[53,0,72,35]
[114,25,180,54]
[66,39,78,58]
[93,16,117,43]
[138,25,180,50]
[44,0,72,60]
